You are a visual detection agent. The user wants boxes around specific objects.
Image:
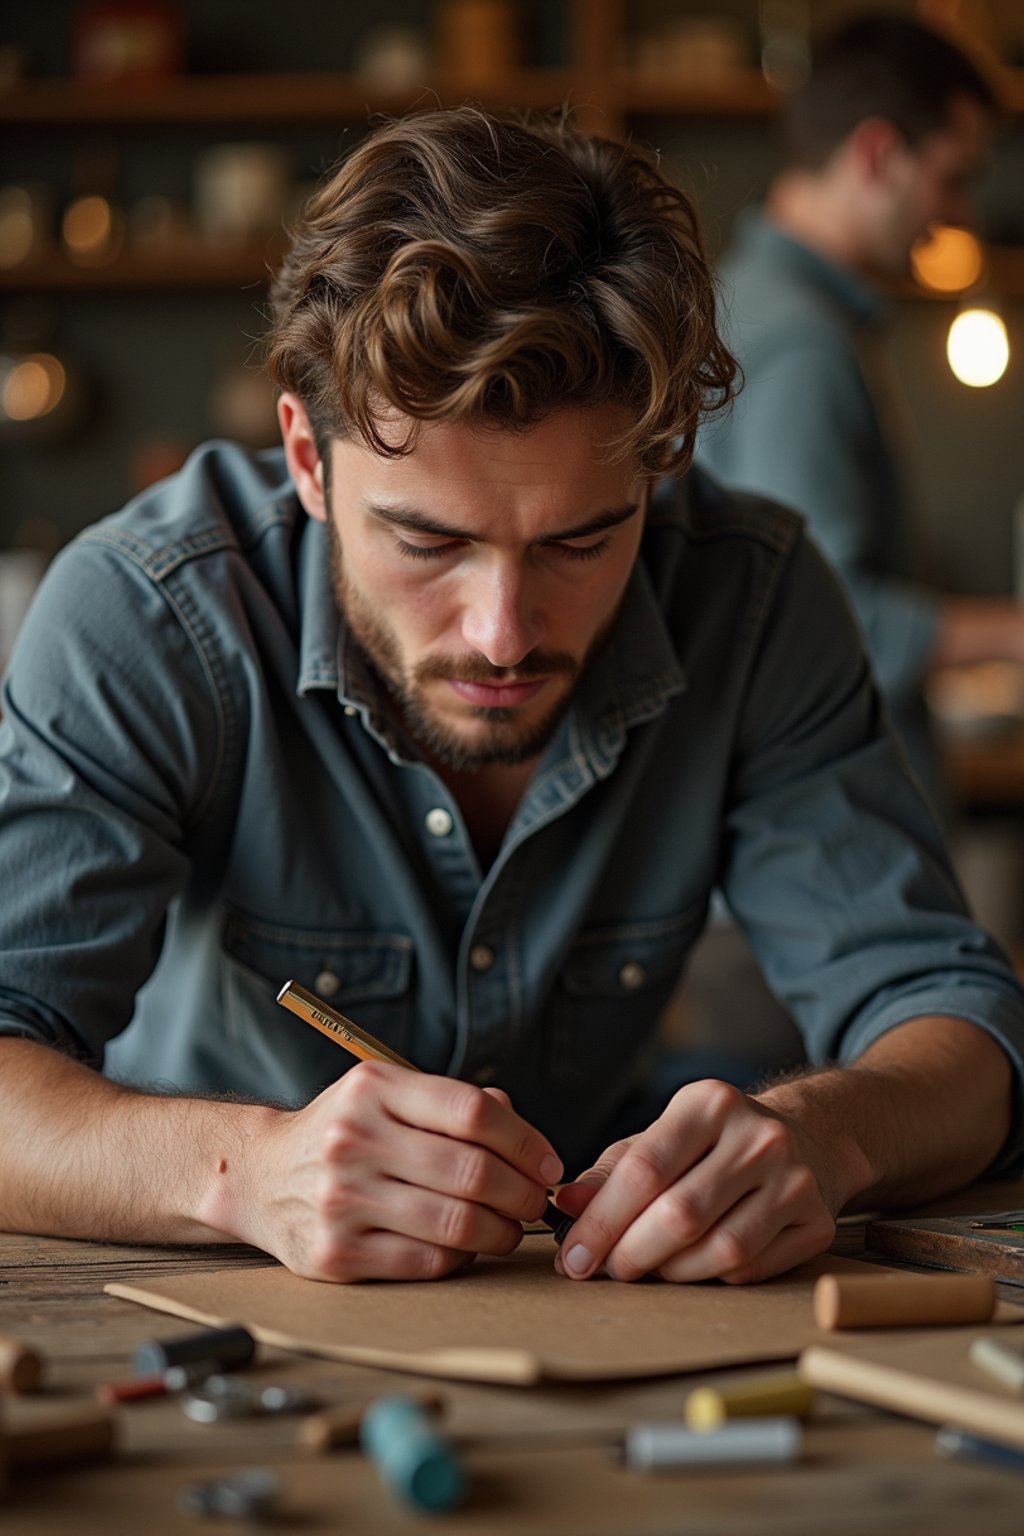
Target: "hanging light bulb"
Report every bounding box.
[0,352,67,421]
[911,224,985,294]
[946,307,1010,388]
[61,193,124,267]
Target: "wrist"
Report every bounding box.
[756,1079,875,1216]
[192,1101,284,1244]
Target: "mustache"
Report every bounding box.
[414,651,578,685]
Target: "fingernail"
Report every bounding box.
[564,1243,594,1278]
[540,1153,563,1184]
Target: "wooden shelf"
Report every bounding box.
[7,240,1023,297]
[0,242,284,292]
[0,70,579,129]
[613,68,779,118]
[2,60,1022,131]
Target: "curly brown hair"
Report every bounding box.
[267,107,737,475]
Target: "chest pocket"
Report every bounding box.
[549,904,706,1094]
[221,909,414,1090]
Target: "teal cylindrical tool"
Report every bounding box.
[359,1394,465,1512]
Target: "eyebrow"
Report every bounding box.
[364,501,642,544]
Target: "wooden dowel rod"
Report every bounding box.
[813,1272,995,1330]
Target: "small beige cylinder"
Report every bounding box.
[5,1407,115,1468]
[813,1271,996,1331]
[297,1403,364,1453]
[0,1338,43,1394]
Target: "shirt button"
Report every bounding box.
[425,807,453,837]
[618,960,647,990]
[343,705,358,717]
[474,1064,498,1085]
[469,944,495,972]
[314,968,341,997]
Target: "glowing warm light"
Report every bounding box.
[62,194,123,265]
[1,354,67,421]
[947,308,1010,388]
[911,224,984,293]
[0,188,36,269]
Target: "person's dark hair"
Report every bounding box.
[784,14,996,170]
[267,107,737,476]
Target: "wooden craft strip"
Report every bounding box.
[103,1280,550,1385]
[799,1344,1024,1450]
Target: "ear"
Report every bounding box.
[278,392,327,523]
[847,117,908,186]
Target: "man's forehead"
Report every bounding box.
[329,409,645,514]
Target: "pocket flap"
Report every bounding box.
[560,907,705,998]
[222,911,413,1005]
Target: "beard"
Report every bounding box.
[325,518,585,771]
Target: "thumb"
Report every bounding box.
[481,1086,512,1108]
[554,1137,635,1215]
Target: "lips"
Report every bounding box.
[446,678,549,708]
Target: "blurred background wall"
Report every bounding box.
[1,0,1021,591]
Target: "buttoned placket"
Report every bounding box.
[317,546,686,1088]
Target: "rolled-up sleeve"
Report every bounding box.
[0,535,222,1066]
[720,531,1024,1173]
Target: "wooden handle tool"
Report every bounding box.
[2,1406,116,1469]
[298,1391,444,1453]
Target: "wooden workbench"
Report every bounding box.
[4,1194,1024,1535]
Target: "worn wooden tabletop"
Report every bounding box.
[4,1187,1024,1534]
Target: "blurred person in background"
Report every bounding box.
[698,12,1024,805]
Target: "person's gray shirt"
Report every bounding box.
[698,211,939,794]
[1,440,1020,1176]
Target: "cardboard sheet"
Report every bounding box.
[105,1236,1024,1386]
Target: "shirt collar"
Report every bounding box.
[569,553,687,777]
[295,516,343,696]
[737,207,886,328]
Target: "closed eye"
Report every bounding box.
[547,537,612,562]
[393,537,463,561]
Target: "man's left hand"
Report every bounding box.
[552,1080,838,1284]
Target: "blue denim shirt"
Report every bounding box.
[2,441,1022,1176]
[697,211,940,796]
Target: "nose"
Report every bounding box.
[460,558,544,669]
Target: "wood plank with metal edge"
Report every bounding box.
[866,1216,1024,1285]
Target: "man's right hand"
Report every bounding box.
[203,1062,563,1282]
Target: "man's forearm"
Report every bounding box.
[931,598,1024,670]
[755,1016,1014,1215]
[0,1037,278,1245]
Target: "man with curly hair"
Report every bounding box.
[0,108,1021,1287]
